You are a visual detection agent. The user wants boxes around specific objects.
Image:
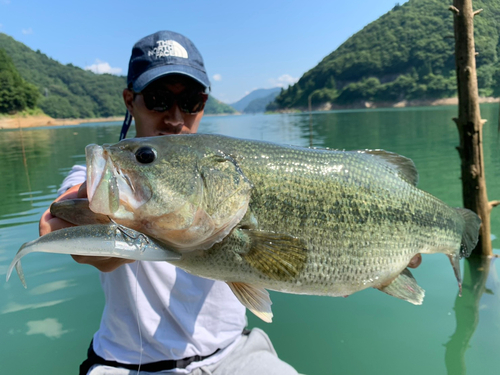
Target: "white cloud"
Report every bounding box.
[85,59,122,75]
[26,318,69,339]
[212,74,222,82]
[22,28,33,35]
[269,74,299,88]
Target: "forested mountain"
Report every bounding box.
[230,88,281,112]
[0,49,39,113]
[0,33,235,118]
[271,0,500,110]
[205,95,237,114]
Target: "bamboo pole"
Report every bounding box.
[450,0,499,256]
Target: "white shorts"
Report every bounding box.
[86,328,299,375]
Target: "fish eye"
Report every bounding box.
[135,146,157,164]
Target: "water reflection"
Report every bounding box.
[28,279,77,295]
[25,317,69,339]
[1,298,71,314]
[444,256,494,375]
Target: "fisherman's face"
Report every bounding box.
[123,76,206,138]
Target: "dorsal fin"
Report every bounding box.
[362,150,419,186]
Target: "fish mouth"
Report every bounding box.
[85,144,151,216]
[86,144,119,215]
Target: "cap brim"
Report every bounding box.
[132,65,211,92]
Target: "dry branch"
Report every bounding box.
[489,201,500,210]
[451,0,494,256]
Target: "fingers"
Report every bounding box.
[408,254,422,269]
[39,208,76,236]
[77,181,87,198]
[57,184,83,201]
[39,183,84,236]
[71,255,135,272]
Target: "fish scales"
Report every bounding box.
[58,134,480,322]
[150,136,466,291]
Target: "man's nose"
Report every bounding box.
[163,104,184,126]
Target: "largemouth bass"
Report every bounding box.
[55,134,481,322]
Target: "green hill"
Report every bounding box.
[205,95,237,114]
[0,33,235,118]
[0,48,39,113]
[271,0,500,110]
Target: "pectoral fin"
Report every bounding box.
[376,268,425,305]
[238,229,308,281]
[227,282,273,323]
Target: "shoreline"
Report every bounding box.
[2,97,499,129]
[0,115,123,130]
[341,96,499,110]
[278,96,500,112]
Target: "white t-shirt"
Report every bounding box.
[59,165,247,369]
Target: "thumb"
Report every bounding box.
[77,181,88,198]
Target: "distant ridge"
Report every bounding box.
[0,33,235,118]
[271,0,500,110]
[205,96,237,115]
[230,88,281,112]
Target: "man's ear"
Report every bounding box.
[123,89,135,116]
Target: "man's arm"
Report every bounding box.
[39,182,134,272]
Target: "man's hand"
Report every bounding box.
[39,182,135,272]
[39,183,83,236]
[407,254,422,269]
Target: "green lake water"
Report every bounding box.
[1,105,500,374]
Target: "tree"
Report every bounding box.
[0,48,39,113]
[450,0,499,256]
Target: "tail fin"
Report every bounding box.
[455,208,481,258]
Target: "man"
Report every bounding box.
[39,31,299,375]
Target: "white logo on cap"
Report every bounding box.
[148,40,188,59]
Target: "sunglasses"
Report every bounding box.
[139,89,208,114]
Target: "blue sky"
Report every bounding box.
[1,0,408,104]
